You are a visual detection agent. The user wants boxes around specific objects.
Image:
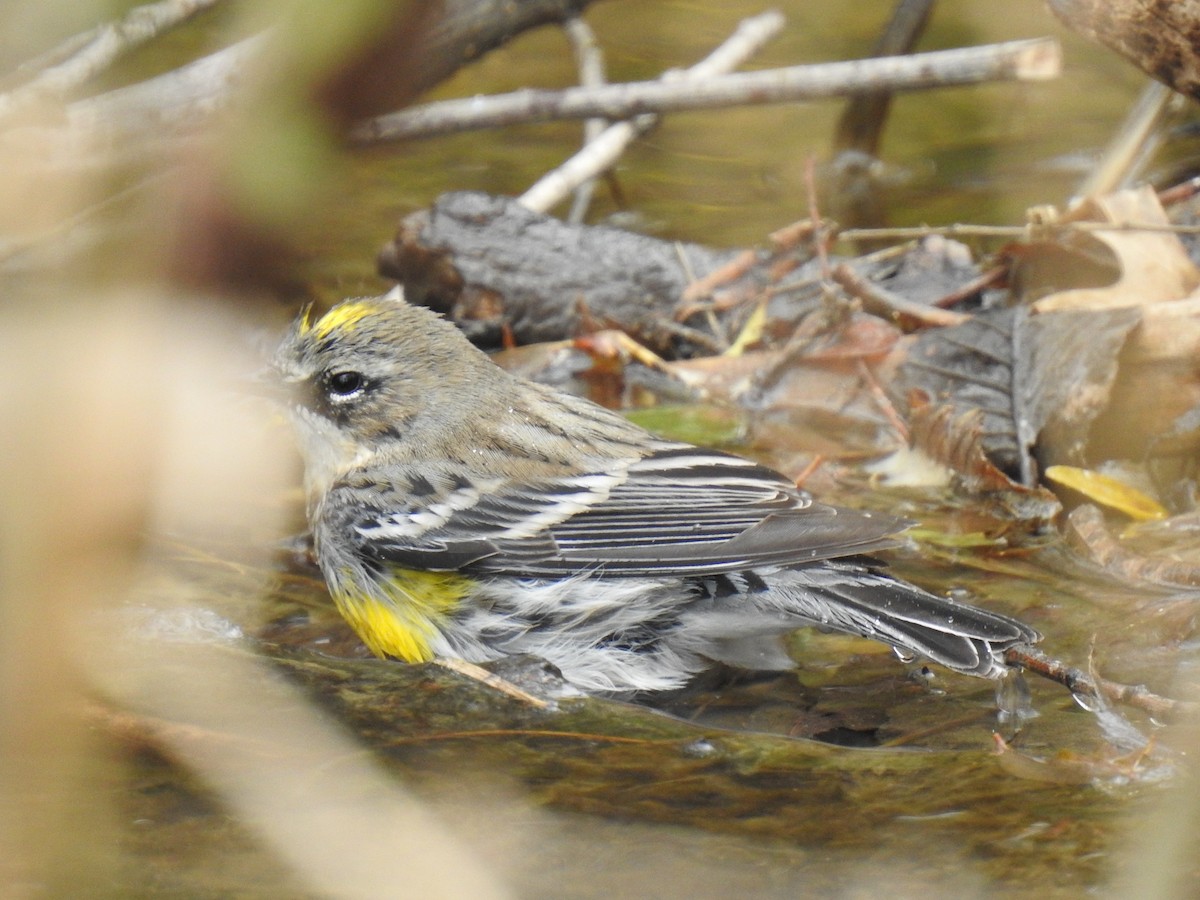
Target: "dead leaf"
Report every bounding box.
[900,306,1142,484]
[1044,465,1167,521]
[907,396,1061,523]
[1017,186,1200,312]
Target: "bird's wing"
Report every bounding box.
[329,446,910,578]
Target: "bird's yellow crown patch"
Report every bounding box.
[307,300,382,340]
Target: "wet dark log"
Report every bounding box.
[1049,0,1200,100]
[378,193,998,356]
[378,191,743,352]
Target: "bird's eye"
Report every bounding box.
[326,370,365,398]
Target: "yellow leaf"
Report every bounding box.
[723,300,767,357]
[1044,465,1167,521]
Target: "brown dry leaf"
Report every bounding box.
[1019,186,1200,312]
[669,312,900,397]
[1084,302,1200,467]
[795,312,901,362]
[672,353,895,457]
[908,396,1061,522]
[905,186,1200,487]
[1130,295,1200,363]
[667,313,906,457]
[1018,188,1200,466]
[900,305,1145,485]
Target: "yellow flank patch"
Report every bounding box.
[310,300,379,339]
[333,568,471,662]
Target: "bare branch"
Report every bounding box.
[353,37,1062,143]
[831,262,970,328]
[1007,645,1195,719]
[520,9,786,213]
[66,34,261,135]
[4,35,264,174]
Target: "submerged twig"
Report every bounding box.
[833,0,935,156]
[434,658,551,709]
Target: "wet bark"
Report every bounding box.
[378,191,745,352]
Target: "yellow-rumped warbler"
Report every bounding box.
[273,292,1039,694]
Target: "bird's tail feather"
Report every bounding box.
[755,560,1039,678]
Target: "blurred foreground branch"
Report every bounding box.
[0,0,224,126]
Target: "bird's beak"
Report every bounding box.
[243,365,295,406]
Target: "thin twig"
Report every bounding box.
[831,262,970,327]
[434,658,551,709]
[671,241,728,343]
[792,454,825,488]
[521,10,786,213]
[768,218,820,250]
[1006,644,1194,720]
[841,223,1028,241]
[1075,80,1176,201]
[354,38,1061,143]
[856,359,910,442]
[804,155,833,281]
[652,318,727,354]
[929,264,1006,308]
[1158,175,1200,207]
[839,220,1200,242]
[677,249,758,308]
